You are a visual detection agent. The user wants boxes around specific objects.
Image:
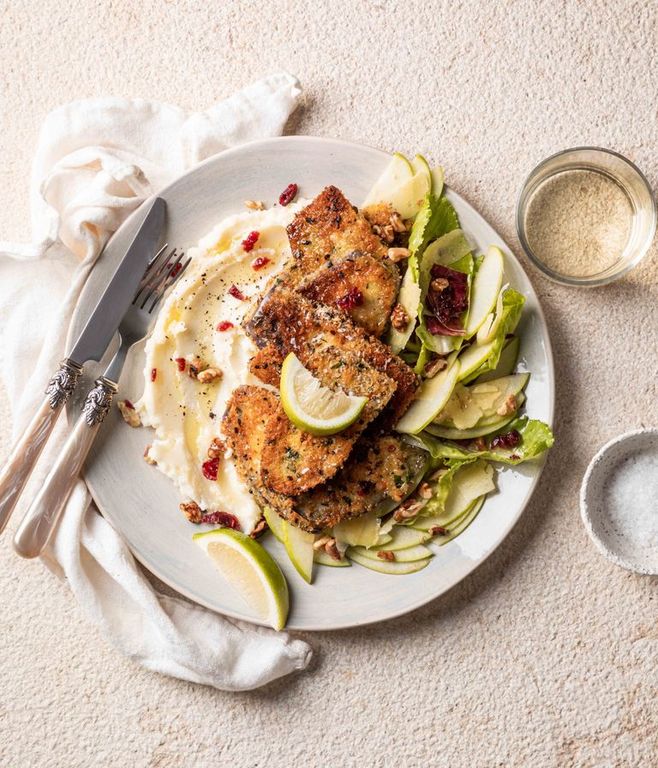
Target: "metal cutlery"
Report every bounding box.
[13,246,190,558]
[0,197,165,536]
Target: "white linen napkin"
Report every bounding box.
[0,73,312,691]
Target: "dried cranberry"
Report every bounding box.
[242,230,260,252]
[490,430,522,450]
[425,264,469,335]
[200,510,241,530]
[124,399,135,410]
[201,458,220,481]
[278,183,298,206]
[251,255,271,270]
[336,287,364,310]
[169,262,182,278]
[228,284,246,301]
[175,357,186,372]
[150,368,157,382]
[216,320,234,332]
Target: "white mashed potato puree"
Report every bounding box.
[138,203,304,533]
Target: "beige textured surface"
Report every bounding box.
[1,1,657,766]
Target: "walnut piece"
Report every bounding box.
[389,212,407,233]
[207,438,225,459]
[377,550,396,562]
[418,482,433,500]
[250,518,268,538]
[497,394,518,417]
[117,400,141,428]
[430,277,450,292]
[180,501,203,524]
[390,303,410,331]
[197,367,223,384]
[324,538,341,561]
[424,356,448,378]
[143,445,157,465]
[387,247,410,263]
[244,199,265,211]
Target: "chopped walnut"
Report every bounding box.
[324,538,341,561]
[393,498,426,521]
[117,399,141,428]
[429,525,449,537]
[207,438,225,459]
[424,356,448,378]
[250,518,268,538]
[244,199,265,211]
[497,394,518,417]
[430,277,450,292]
[197,367,223,384]
[143,445,157,465]
[387,247,410,262]
[473,437,487,452]
[187,356,205,379]
[313,535,331,550]
[390,303,410,331]
[377,550,396,562]
[418,482,433,500]
[389,212,407,233]
[180,501,203,524]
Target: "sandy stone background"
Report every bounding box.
[0,1,656,766]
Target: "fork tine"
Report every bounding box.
[138,250,185,310]
[147,258,191,313]
[134,246,177,305]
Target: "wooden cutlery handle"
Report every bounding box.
[13,377,116,559]
[0,359,82,535]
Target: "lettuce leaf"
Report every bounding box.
[408,194,460,275]
[411,417,555,465]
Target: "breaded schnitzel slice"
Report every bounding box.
[245,289,418,422]
[259,344,396,495]
[298,250,399,337]
[222,386,429,533]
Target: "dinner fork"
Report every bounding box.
[13,246,190,559]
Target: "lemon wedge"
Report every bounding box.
[279,352,367,435]
[193,528,289,630]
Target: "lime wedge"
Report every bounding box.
[280,352,367,436]
[193,528,289,630]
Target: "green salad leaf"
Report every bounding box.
[410,417,555,465]
[408,194,460,274]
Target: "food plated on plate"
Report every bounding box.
[120,152,554,629]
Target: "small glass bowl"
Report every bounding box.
[516,147,656,287]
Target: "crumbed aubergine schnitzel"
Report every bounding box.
[223,386,428,532]
[245,289,418,422]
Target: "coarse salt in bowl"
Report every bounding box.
[580,429,658,575]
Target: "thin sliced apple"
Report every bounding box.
[263,506,286,543]
[432,496,485,545]
[333,512,380,549]
[457,339,496,382]
[431,166,445,198]
[464,246,504,338]
[352,543,432,563]
[314,550,351,567]
[389,172,432,219]
[362,152,414,208]
[282,519,315,584]
[371,526,430,551]
[348,549,432,575]
[387,267,421,353]
[425,410,519,441]
[411,154,431,186]
[396,357,461,435]
[476,336,520,382]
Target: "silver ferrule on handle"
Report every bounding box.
[0,358,82,535]
[13,375,118,559]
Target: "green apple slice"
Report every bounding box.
[387,266,421,353]
[457,339,496,382]
[425,410,519,440]
[362,152,414,208]
[263,506,286,543]
[282,519,315,584]
[432,496,485,545]
[333,512,380,548]
[435,373,530,429]
[464,246,504,338]
[411,501,476,531]
[371,526,430,551]
[347,549,432,575]
[396,357,460,434]
[389,172,432,219]
[351,543,432,563]
[476,336,520,382]
[411,154,431,186]
[431,165,445,198]
[314,549,351,567]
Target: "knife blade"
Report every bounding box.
[68,196,165,364]
[0,195,166,535]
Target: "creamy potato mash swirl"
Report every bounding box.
[138,204,303,533]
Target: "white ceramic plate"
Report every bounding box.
[68,136,555,631]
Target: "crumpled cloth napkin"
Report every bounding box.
[0,73,312,691]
